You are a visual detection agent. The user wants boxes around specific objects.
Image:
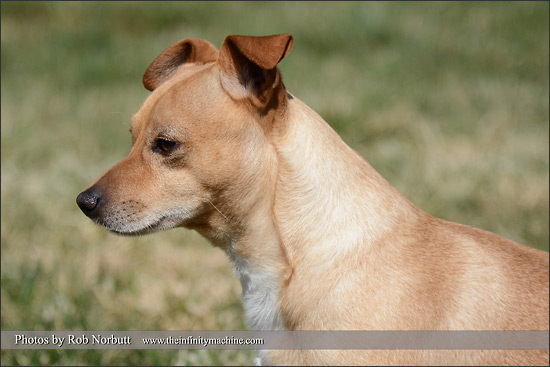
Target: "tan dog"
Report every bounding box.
[77,34,549,365]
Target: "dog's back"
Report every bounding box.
[275,215,549,365]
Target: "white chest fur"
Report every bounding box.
[230,255,284,331]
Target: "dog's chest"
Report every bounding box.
[230,256,284,331]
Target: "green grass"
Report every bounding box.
[1,1,548,365]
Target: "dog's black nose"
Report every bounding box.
[76,189,101,218]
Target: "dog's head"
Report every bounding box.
[76,34,293,244]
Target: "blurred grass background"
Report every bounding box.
[1,1,548,365]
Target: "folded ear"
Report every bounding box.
[143,38,218,91]
[218,34,293,111]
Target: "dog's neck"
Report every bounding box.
[213,95,419,331]
[221,192,289,331]
[271,97,418,267]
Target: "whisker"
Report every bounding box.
[205,198,229,220]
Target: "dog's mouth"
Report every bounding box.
[78,192,212,237]
[94,213,189,237]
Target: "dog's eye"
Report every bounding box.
[153,138,179,154]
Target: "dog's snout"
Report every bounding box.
[76,189,102,217]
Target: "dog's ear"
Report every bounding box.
[218,34,293,111]
[143,38,218,91]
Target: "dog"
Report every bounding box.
[76,34,549,365]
